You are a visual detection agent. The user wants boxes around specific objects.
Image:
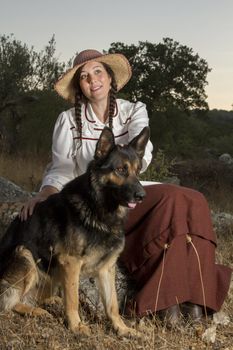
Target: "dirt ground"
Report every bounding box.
[0,297,233,350]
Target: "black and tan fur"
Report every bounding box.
[0,126,149,337]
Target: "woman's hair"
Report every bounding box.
[72,62,118,146]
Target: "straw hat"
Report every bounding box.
[54,49,132,103]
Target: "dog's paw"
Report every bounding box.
[31,307,51,317]
[117,326,141,339]
[13,304,51,317]
[70,323,91,336]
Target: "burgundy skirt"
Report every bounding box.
[120,184,232,316]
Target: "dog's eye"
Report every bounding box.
[115,166,128,176]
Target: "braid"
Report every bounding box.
[74,90,83,147]
[72,67,86,148]
[102,63,118,130]
[108,80,117,129]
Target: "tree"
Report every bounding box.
[0,34,66,152]
[108,39,211,112]
[31,36,66,91]
[0,34,65,113]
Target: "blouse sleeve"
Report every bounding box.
[128,102,153,172]
[41,112,77,191]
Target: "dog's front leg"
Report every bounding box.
[58,255,90,336]
[97,264,138,337]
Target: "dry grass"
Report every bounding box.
[0,291,232,350]
[0,155,232,349]
[0,153,49,192]
[207,187,233,215]
[0,255,232,350]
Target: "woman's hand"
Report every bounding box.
[20,186,59,221]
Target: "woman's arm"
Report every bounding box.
[41,110,78,191]
[21,110,77,221]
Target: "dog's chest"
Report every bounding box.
[81,241,123,276]
[55,225,125,277]
[80,230,124,275]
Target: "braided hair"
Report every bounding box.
[72,62,117,145]
[102,63,117,129]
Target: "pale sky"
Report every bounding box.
[1,0,233,110]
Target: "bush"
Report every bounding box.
[140,149,176,182]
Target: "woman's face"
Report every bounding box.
[79,61,112,103]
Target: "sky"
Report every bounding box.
[1,0,233,110]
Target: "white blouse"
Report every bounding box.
[41,99,153,191]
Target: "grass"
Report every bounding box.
[0,154,232,349]
[0,256,232,350]
[0,153,49,192]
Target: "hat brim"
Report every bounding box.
[54,53,132,103]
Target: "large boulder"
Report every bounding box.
[219,153,233,166]
[0,176,31,202]
[0,177,31,232]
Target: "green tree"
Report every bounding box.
[0,34,33,112]
[108,39,210,112]
[0,34,66,152]
[0,34,65,112]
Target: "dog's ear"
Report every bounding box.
[129,127,150,159]
[95,127,115,160]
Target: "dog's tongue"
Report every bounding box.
[127,202,137,209]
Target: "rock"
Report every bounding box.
[0,176,31,202]
[219,153,233,165]
[0,177,31,232]
[79,265,135,314]
[0,201,24,230]
[212,211,233,232]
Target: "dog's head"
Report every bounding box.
[92,126,150,209]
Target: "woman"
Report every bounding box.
[21,49,232,325]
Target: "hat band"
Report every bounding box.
[73,52,103,67]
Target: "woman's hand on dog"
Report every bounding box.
[20,186,59,221]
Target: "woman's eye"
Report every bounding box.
[95,69,102,75]
[80,74,87,80]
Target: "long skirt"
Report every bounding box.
[120,184,232,317]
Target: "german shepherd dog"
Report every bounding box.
[0,126,149,337]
